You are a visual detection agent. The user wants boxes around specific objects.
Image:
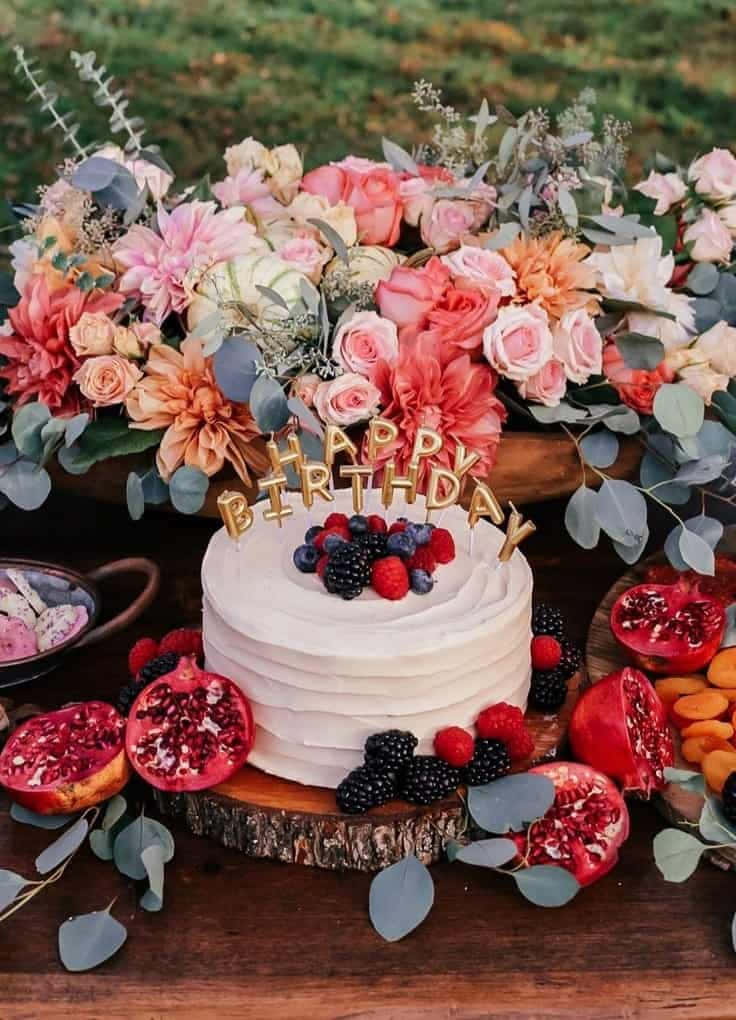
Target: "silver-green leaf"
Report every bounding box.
[513,865,580,907]
[653,829,706,882]
[467,774,555,833]
[0,869,28,911]
[35,816,89,875]
[369,855,434,942]
[653,383,705,438]
[10,803,76,829]
[113,815,175,880]
[564,485,600,550]
[454,838,517,869]
[58,908,127,972]
[140,843,166,912]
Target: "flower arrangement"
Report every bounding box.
[4,50,736,573]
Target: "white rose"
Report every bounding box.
[689,148,736,202]
[482,303,554,381]
[678,362,729,405]
[553,309,603,384]
[224,137,268,176]
[633,170,686,215]
[694,320,736,376]
[287,192,358,247]
[627,289,696,352]
[262,143,303,204]
[684,209,734,263]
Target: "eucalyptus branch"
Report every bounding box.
[70,50,145,153]
[13,47,88,159]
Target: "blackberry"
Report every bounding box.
[400,755,460,805]
[558,639,582,680]
[323,543,372,599]
[336,764,397,814]
[116,651,180,716]
[722,771,736,826]
[532,604,565,640]
[530,668,568,712]
[364,729,418,769]
[356,530,388,561]
[463,738,511,786]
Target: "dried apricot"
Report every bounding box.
[682,735,735,764]
[702,749,736,794]
[654,676,707,703]
[707,648,736,689]
[681,720,734,740]
[671,691,729,728]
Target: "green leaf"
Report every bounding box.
[113,814,175,880]
[10,803,76,828]
[58,908,127,972]
[595,479,647,547]
[653,829,706,882]
[699,795,736,844]
[614,332,665,371]
[249,373,290,433]
[101,795,127,832]
[126,472,145,521]
[678,527,715,576]
[513,866,580,907]
[368,855,434,942]
[35,816,89,875]
[0,869,28,911]
[307,218,349,264]
[564,485,600,550]
[580,431,619,468]
[169,465,209,514]
[483,222,520,250]
[381,137,419,176]
[529,402,588,425]
[556,186,577,229]
[640,451,689,505]
[612,524,649,565]
[653,383,705,438]
[11,402,51,460]
[59,419,165,473]
[0,460,51,510]
[89,829,115,861]
[454,838,517,869]
[140,843,165,912]
[602,406,641,435]
[213,337,261,403]
[674,455,727,485]
[663,767,706,796]
[686,262,719,296]
[64,413,89,448]
[467,774,555,833]
[71,156,120,192]
[141,468,169,505]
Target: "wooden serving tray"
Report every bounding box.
[152,669,585,871]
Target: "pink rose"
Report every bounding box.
[440,245,516,297]
[482,304,554,381]
[517,358,567,407]
[212,167,281,214]
[689,148,736,201]
[398,164,455,226]
[69,312,117,357]
[553,309,603,384]
[332,310,398,380]
[73,354,142,407]
[418,282,500,359]
[300,164,347,206]
[291,373,320,408]
[420,199,476,250]
[313,372,381,427]
[603,341,675,415]
[684,209,733,264]
[277,236,331,283]
[301,159,403,246]
[461,180,496,230]
[633,171,686,216]
[375,257,450,331]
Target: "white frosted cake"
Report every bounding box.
[202,489,533,788]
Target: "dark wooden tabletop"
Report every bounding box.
[2,491,734,1020]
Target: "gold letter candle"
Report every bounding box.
[257,472,293,526]
[339,464,373,513]
[217,490,254,540]
[299,461,335,509]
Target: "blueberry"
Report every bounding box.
[348,514,369,535]
[386,531,417,559]
[410,569,434,595]
[305,524,323,545]
[293,543,320,573]
[324,532,348,554]
[406,522,433,546]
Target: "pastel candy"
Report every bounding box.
[0,616,38,662]
[0,592,36,631]
[35,604,89,652]
[6,569,47,615]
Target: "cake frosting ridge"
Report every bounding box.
[202,489,533,788]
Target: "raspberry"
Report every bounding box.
[158,628,203,661]
[324,512,349,530]
[429,527,455,564]
[531,635,562,671]
[371,556,409,600]
[127,637,159,677]
[407,546,437,573]
[388,520,408,535]
[314,524,350,551]
[367,514,387,533]
[316,554,328,579]
[475,702,534,762]
[434,726,474,767]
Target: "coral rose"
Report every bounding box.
[517,358,568,407]
[375,257,450,334]
[69,312,117,357]
[301,158,403,246]
[332,311,399,380]
[602,341,674,415]
[483,303,554,381]
[313,373,382,427]
[418,282,500,359]
[73,355,142,407]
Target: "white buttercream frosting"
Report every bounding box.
[202,489,533,788]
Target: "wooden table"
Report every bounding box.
[2,492,734,1020]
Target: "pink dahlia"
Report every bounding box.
[113,201,263,325]
[362,335,507,490]
[0,277,122,416]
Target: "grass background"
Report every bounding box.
[1,0,736,198]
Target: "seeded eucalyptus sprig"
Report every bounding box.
[12,46,90,159]
[70,50,145,153]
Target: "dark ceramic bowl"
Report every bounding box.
[0,557,160,688]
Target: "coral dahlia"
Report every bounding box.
[502,231,599,319]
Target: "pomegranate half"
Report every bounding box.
[610,580,725,675]
[513,761,630,886]
[125,656,254,792]
[569,667,674,795]
[0,701,130,814]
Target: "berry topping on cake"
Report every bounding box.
[158,627,203,662]
[324,543,372,600]
[532,603,565,640]
[371,556,410,600]
[410,569,434,595]
[400,755,460,804]
[463,738,511,785]
[434,726,474,767]
[324,512,349,530]
[323,532,349,555]
[406,522,433,546]
[336,764,397,814]
[348,514,369,536]
[475,702,534,762]
[316,554,328,579]
[530,668,568,712]
[407,546,437,574]
[293,543,321,573]
[386,531,417,560]
[364,729,418,768]
[531,635,562,671]
[429,527,455,564]
[304,524,324,545]
[388,520,408,535]
[356,530,388,561]
[314,524,350,551]
[367,514,387,533]
[128,637,159,677]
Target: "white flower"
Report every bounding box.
[678,362,729,405]
[694,320,736,376]
[224,137,268,176]
[684,209,733,264]
[287,192,358,247]
[689,148,736,202]
[633,170,686,215]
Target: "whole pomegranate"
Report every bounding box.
[0,701,130,814]
[610,579,725,675]
[125,656,254,792]
[570,668,674,795]
[512,762,630,886]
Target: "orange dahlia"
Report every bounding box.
[502,231,599,319]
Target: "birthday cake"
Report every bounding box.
[201,488,533,788]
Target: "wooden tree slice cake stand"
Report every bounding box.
[153,670,584,871]
[587,555,736,871]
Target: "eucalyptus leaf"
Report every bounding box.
[95,167,140,211]
[564,485,600,550]
[213,337,261,404]
[595,479,647,547]
[249,373,290,433]
[497,126,518,172]
[518,186,534,232]
[368,855,434,942]
[686,262,719,296]
[513,866,580,907]
[556,186,578,228]
[102,795,127,831]
[113,814,174,880]
[0,441,17,467]
[615,332,665,371]
[445,839,463,863]
[71,156,120,192]
[601,406,641,435]
[694,297,725,333]
[0,460,52,510]
[10,803,76,829]
[306,218,349,264]
[588,214,654,239]
[674,454,727,485]
[0,869,28,911]
[126,472,145,521]
[581,227,636,247]
[699,795,736,844]
[140,843,165,912]
[530,403,588,425]
[64,413,89,448]
[455,838,517,869]
[35,816,89,875]
[654,383,704,438]
[141,468,169,505]
[58,908,127,972]
[287,397,324,438]
[722,604,736,649]
[255,285,290,311]
[663,766,706,796]
[695,420,735,458]
[11,402,51,460]
[89,829,115,861]
[58,419,165,473]
[612,524,649,565]
[653,829,706,882]
[483,222,520,251]
[467,774,555,833]
[169,465,209,515]
[580,430,619,468]
[381,138,419,176]
[679,525,717,576]
[640,451,689,505]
